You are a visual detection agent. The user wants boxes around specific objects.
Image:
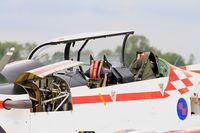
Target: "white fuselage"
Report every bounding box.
[1,69,200,133]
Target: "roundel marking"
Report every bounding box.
[177,98,188,120]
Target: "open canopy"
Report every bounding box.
[28,30,134,66]
[42,31,134,45]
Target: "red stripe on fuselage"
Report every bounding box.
[72,91,169,105]
[72,95,112,104]
[165,129,200,133]
[0,101,4,108]
[116,91,169,101]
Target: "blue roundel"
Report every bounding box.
[177,98,188,120]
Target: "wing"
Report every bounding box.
[15,60,83,83]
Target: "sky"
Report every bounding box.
[0,0,200,63]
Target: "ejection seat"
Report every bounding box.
[129,51,160,81]
[85,56,112,88]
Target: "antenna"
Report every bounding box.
[174,56,180,66]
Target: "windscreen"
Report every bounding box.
[70,36,124,71]
[31,44,66,65]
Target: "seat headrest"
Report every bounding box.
[85,59,112,79]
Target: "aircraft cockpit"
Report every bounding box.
[23,31,170,112]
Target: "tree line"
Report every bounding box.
[0,42,37,62]
[93,35,194,66]
[124,35,194,66]
[0,35,195,66]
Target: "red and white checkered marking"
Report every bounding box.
[166,66,194,95]
[171,80,187,89]
[173,69,188,79]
